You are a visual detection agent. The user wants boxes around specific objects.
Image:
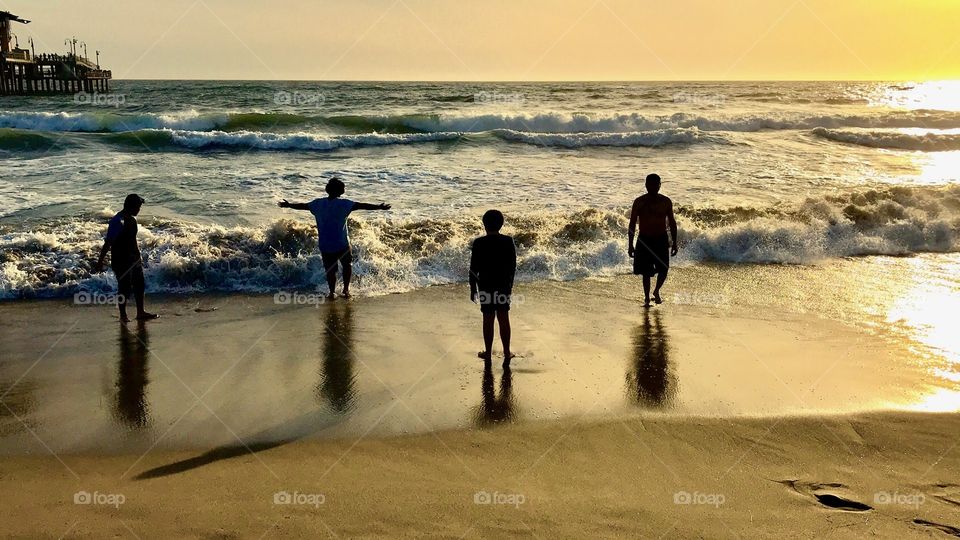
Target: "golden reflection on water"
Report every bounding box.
[917,151,960,184]
[873,80,960,111]
[885,256,960,411]
[910,388,960,413]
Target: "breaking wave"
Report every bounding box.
[810,127,960,152]
[4,127,719,152]
[6,109,960,135]
[3,185,958,299]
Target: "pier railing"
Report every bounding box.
[2,51,112,95]
[2,50,31,62]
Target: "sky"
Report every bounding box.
[4,0,959,81]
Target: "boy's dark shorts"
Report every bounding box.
[478,290,511,314]
[112,261,144,300]
[321,249,353,271]
[633,233,670,277]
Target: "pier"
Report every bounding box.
[1,11,111,96]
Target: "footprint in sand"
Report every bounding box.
[914,519,960,537]
[814,493,872,512]
[909,484,960,537]
[775,479,872,512]
[930,483,960,508]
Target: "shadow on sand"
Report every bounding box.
[134,302,359,480]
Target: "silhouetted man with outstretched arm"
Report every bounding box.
[629,174,679,307]
[278,177,391,299]
[95,194,158,322]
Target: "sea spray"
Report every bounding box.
[2,185,958,299]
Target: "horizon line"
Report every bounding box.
[113,77,956,83]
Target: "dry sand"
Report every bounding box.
[1,412,959,538]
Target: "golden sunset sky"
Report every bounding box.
[5,0,959,80]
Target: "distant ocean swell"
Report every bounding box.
[1,127,718,151]
[810,127,960,152]
[5,109,960,134]
[2,185,958,299]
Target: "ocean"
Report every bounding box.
[1,80,959,299]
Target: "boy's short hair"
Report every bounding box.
[325,177,346,196]
[482,209,505,232]
[123,193,145,211]
[645,173,661,192]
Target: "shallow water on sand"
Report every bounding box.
[1,255,958,455]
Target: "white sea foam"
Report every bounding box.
[166,129,463,150]
[5,109,960,135]
[2,186,958,299]
[490,128,717,147]
[0,110,230,132]
[810,127,960,152]
[392,111,960,133]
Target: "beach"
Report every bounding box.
[2,79,960,537]
[2,268,960,537]
[3,411,960,538]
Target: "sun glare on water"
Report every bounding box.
[915,151,960,184]
[885,257,960,412]
[874,80,960,111]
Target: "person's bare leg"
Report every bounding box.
[497,309,514,367]
[478,312,495,360]
[133,273,157,320]
[116,270,131,322]
[642,275,652,307]
[341,260,352,298]
[653,269,668,305]
[117,293,129,323]
[325,264,337,300]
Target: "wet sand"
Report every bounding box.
[1,273,959,536]
[0,275,952,454]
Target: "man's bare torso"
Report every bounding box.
[632,193,672,236]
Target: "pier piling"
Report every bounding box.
[1,11,111,96]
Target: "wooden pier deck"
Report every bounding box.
[1,11,112,96]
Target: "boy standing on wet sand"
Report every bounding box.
[470,210,517,368]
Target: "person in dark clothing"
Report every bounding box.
[469,210,517,367]
[628,174,679,307]
[95,194,158,322]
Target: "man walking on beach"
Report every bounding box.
[95,194,158,322]
[628,174,678,307]
[470,210,517,367]
[278,177,391,299]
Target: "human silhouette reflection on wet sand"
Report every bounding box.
[473,361,516,427]
[114,322,150,429]
[317,302,357,413]
[135,304,364,480]
[627,309,676,408]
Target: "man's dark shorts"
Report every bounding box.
[321,248,353,272]
[112,261,144,300]
[633,233,670,277]
[478,290,511,314]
